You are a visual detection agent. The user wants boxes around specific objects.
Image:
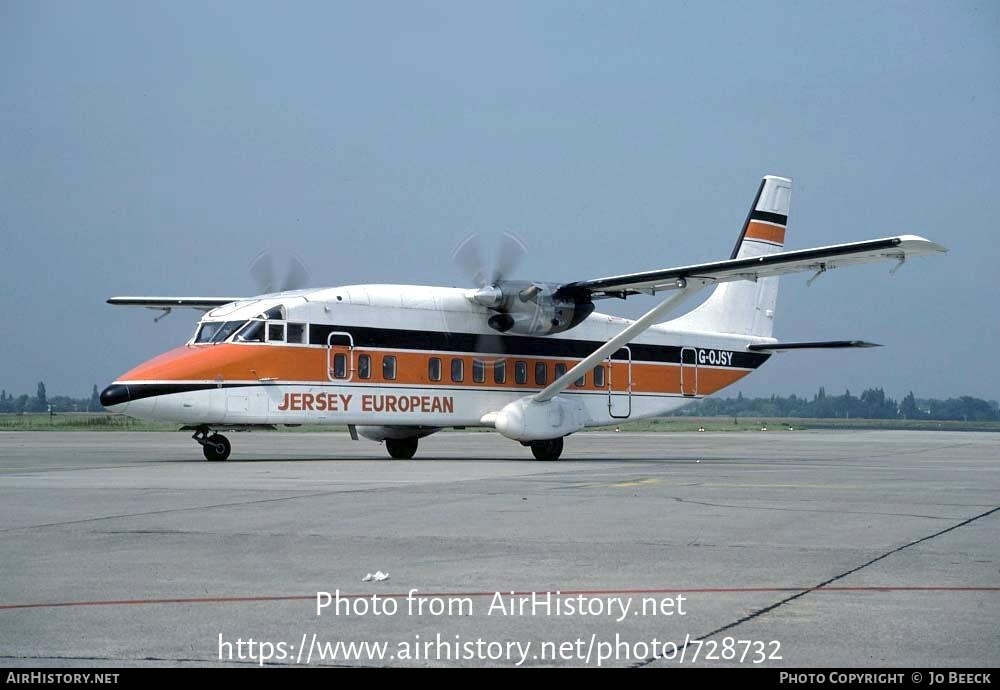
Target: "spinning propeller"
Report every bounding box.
[452,232,533,365]
[249,252,312,295]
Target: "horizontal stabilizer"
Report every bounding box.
[747,340,881,352]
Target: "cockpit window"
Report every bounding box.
[195,320,248,343]
[264,306,285,320]
[235,320,265,343]
[286,323,305,344]
[267,323,285,342]
[212,321,248,343]
[194,322,223,343]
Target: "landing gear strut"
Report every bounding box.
[385,437,418,459]
[530,437,563,461]
[194,427,232,462]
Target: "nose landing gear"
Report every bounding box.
[194,427,232,462]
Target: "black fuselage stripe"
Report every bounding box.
[308,324,769,369]
[121,383,257,402]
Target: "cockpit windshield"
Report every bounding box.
[194,320,248,344]
[193,305,291,344]
[234,320,265,343]
[194,322,222,343]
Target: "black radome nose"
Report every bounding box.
[100,384,130,408]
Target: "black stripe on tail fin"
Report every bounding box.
[729,178,767,259]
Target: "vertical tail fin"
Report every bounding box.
[663,175,791,337]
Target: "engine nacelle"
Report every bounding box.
[484,395,586,442]
[467,281,594,336]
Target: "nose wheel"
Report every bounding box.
[194,428,232,462]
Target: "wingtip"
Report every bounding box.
[896,235,948,253]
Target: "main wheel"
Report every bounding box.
[530,437,563,461]
[386,437,418,460]
[203,433,232,462]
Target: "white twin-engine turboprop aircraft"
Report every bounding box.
[102,176,946,461]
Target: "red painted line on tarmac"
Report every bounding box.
[1,586,997,611]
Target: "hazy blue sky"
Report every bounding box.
[1,1,997,400]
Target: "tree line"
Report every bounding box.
[1,382,998,422]
[0,383,102,414]
[674,387,1000,422]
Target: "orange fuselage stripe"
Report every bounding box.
[119,344,753,396]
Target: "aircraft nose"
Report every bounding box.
[100,384,130,410]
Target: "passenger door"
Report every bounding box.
[327,331,355,382]
[607,347,632,418]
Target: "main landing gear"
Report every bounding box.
[194,427,232,462]
[385,437,418,460]
[529,437,563,461]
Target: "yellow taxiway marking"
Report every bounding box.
[571,478,664,489]
[609,478,664,488]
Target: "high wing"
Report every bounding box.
[107,297,244,310]
[555,235,946,299]
[533,234,945,404]
[107,296,245,320]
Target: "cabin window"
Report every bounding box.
[514,361,527,384]
[382,355,396,380]
[428,357,442,382]
[268,323,285,342]
[555,363,567,379]
[332,353,347,378]
[574,373,586,388]
[534,362,548,386]
[286,323,306,344]
[472,360,485,383]
[451,358,464,383]
[493,360,506,384]
[358,354,371,379]
[593,365,606,388]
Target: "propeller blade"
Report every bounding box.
[453,234,487,287]
[251,252,312,294]
[491,231,527,285]
[249,252,277,294]
[282,256,311,292]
